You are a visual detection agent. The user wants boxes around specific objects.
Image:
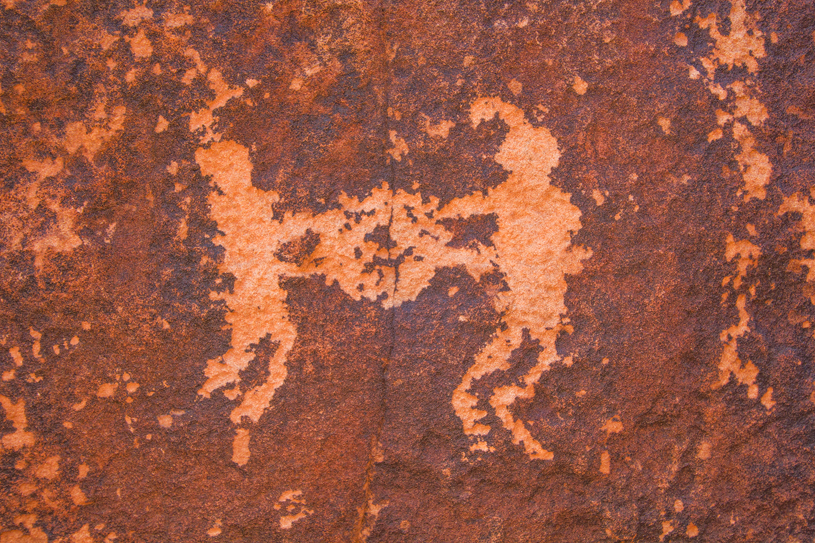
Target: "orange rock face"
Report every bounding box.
[1,0,815,541]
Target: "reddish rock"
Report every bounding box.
[1,0,814,541]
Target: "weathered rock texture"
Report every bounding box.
[1,0,815,541]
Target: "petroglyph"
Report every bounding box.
[275,490,313,529]
[0,395,35,451]
[684,0,770,200]
[780,192,815,286]
[716,236,761,398]
[780,192,815,321]
[674,0,771,401]
[4,0,815,539]
[196,97,589,464]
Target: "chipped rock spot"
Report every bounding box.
[232,428,251,466]
[96,383,118,398]
[14,156,82,268]
[23,157,63,181]
[508,78,522,96]
[34,456,60,480]
[164,11,194,29]
[387,130,409,161]
[71,485,88,506]
[669,0,691,16]
[71,524,93,543]
[760,387,775,410]
[155,115,169,133]
[64,105,126,160]
[675,0,774,404]
[601,416,623,434]
[696,0,764,73]
[725,235,760,291]
[732,122,772,201]
[779,192,815,296]
[0,521,48,543]
[697,440,712,460]
[717,293,759,398]
[660,520,675,541]
[717,236,762,401]
[127,29,152,59]
[276,490,313,529]
[0,395,35,450]
[289,77,304,91]
[120,4,152,27]
[9,347,23,366]
[599,450,611,474]
[207,519,222,537]
[420,114,455,139]
[157,415,172,428]
[572,75,588,95]
[358,494,389,542]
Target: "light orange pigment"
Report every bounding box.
[0,395,35,450]
[679,0,771,200]
[674,0,773,402]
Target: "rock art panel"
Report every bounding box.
[1,0,815,542]
[196,95,588,465]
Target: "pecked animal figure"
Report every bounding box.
[195,97,590,464]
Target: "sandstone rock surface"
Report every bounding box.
[1,0,815,541]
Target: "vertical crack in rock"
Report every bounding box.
[354,3,394,538]
[354,204,396,542]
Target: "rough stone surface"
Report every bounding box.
[1,0,815,541]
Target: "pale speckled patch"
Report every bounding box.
[1,83,130,267]
[0,395,35,451]
[599,450,611,474]
[126,29,153,59]
[189,69,243,144]
[0,514,49,543]
[71,524,93,543]
[4,156,82,269]
[684,0,771,201]
[386,130,409,161]
[780,191,815,297]
[572,75,588,95]
[206,519,222,537]
[716,237,761,398]
[660,520,675,542]
[275,490,313,529]
[420,114,455,139]
[674,0,772,402]
[120,4,152,27]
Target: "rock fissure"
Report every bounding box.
[353,4,394,539]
